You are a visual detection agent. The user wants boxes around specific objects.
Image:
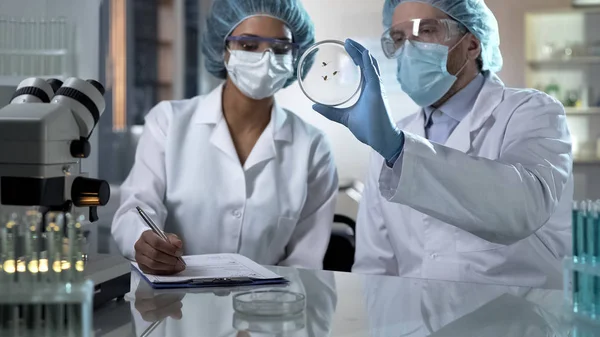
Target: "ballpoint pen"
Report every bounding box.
[140,319,163,337]
[135,206,186,266]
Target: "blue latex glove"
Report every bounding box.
[312,39,404,162]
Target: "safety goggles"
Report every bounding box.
[226,36,300,59]
[381,18,467,59]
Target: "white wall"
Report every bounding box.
[276,0,418,183]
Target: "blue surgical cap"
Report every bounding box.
[202,0,315,88]
[383,0,503,72]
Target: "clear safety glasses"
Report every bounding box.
[226,36,300,59]
[381,18,467,59]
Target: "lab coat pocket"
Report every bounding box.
[270,217,298,254]
[455,228,505,253]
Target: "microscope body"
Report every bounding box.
[0,77,110,221]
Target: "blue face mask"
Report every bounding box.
[396,36,468,107]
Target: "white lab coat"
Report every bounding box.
[112,84,338,269]
[353,72,573,288]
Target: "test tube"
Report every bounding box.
[7,18,17,75]
[4,214,17,284]
[65,214,75,334]
[29,18,37,76]
[29,215,42,334]
[74,215,85,281]
[18,18,27,76]
[58,17,67,76]
[0,224,6,284]
[55,214,65,335]
[587,202,599,318]
[50,18,58,75]
[576,201,588,313]
[45,213,56,284]
[46,214,59,333]
[0,17,7,75]
[65,214,75,283]
[0,216,6,329]
[39,18,47,75]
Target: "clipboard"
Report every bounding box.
[131,254,288,289]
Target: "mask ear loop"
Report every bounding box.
[448,33,471,77]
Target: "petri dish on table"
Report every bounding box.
[233,290,306,317]
[233,311,306,334]
[297,40,362,107]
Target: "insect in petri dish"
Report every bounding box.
[297,40,363,106]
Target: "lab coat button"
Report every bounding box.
[430,253,438,259]
[232,210,242,218]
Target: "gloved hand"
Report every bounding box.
[312,39,404,162]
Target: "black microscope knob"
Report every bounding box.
[70,139,91,158]
[71,177,110,207]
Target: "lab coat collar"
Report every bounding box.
[403,72,505,152]
[434,73,485,123]
[193,84,292,169]
[444,71,504,153]
[404,109,427,138]
[192,84,292,142]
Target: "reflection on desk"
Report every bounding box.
[363,277,567,337]
[93,266,597,337]
[127,266,336,337]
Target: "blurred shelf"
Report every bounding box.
[565,107,600,115]
[528,57,600,67]
[527,7,600,15]
[0,49,68,56]
[574,157,600,165]
[0,75,65,86]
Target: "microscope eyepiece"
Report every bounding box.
[10,78,56,104]
[51,78,106,140]
[46,78,64,93]
[54,87,101,124]
[86,79,105,96]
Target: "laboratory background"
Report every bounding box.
[0,0,600,335]
[2,0,599,254]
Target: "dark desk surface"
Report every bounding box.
[93,265,596,337]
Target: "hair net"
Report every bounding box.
[202,0,315,88]
[383,0,503,72]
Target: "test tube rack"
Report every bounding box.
[0,208,93,337]
[0,16,72,78]
[564,200,600,326]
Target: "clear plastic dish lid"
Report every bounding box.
[297,40,362,107]
[233,311,306,334]
[233,290,305,317]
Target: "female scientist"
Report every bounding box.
[111,0,338,275]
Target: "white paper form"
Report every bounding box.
[132,253,283,284]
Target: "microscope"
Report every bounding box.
[0,77,131,307]
[0,78,124,334]
[0,77,110,221]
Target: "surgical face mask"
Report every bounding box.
[225,50,294,100]
[396,35,469,107]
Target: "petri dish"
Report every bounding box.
[233,311,306,334]
[297,40,362,107]
[233,290,305,317]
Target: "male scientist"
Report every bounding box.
[313,0,573,288]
